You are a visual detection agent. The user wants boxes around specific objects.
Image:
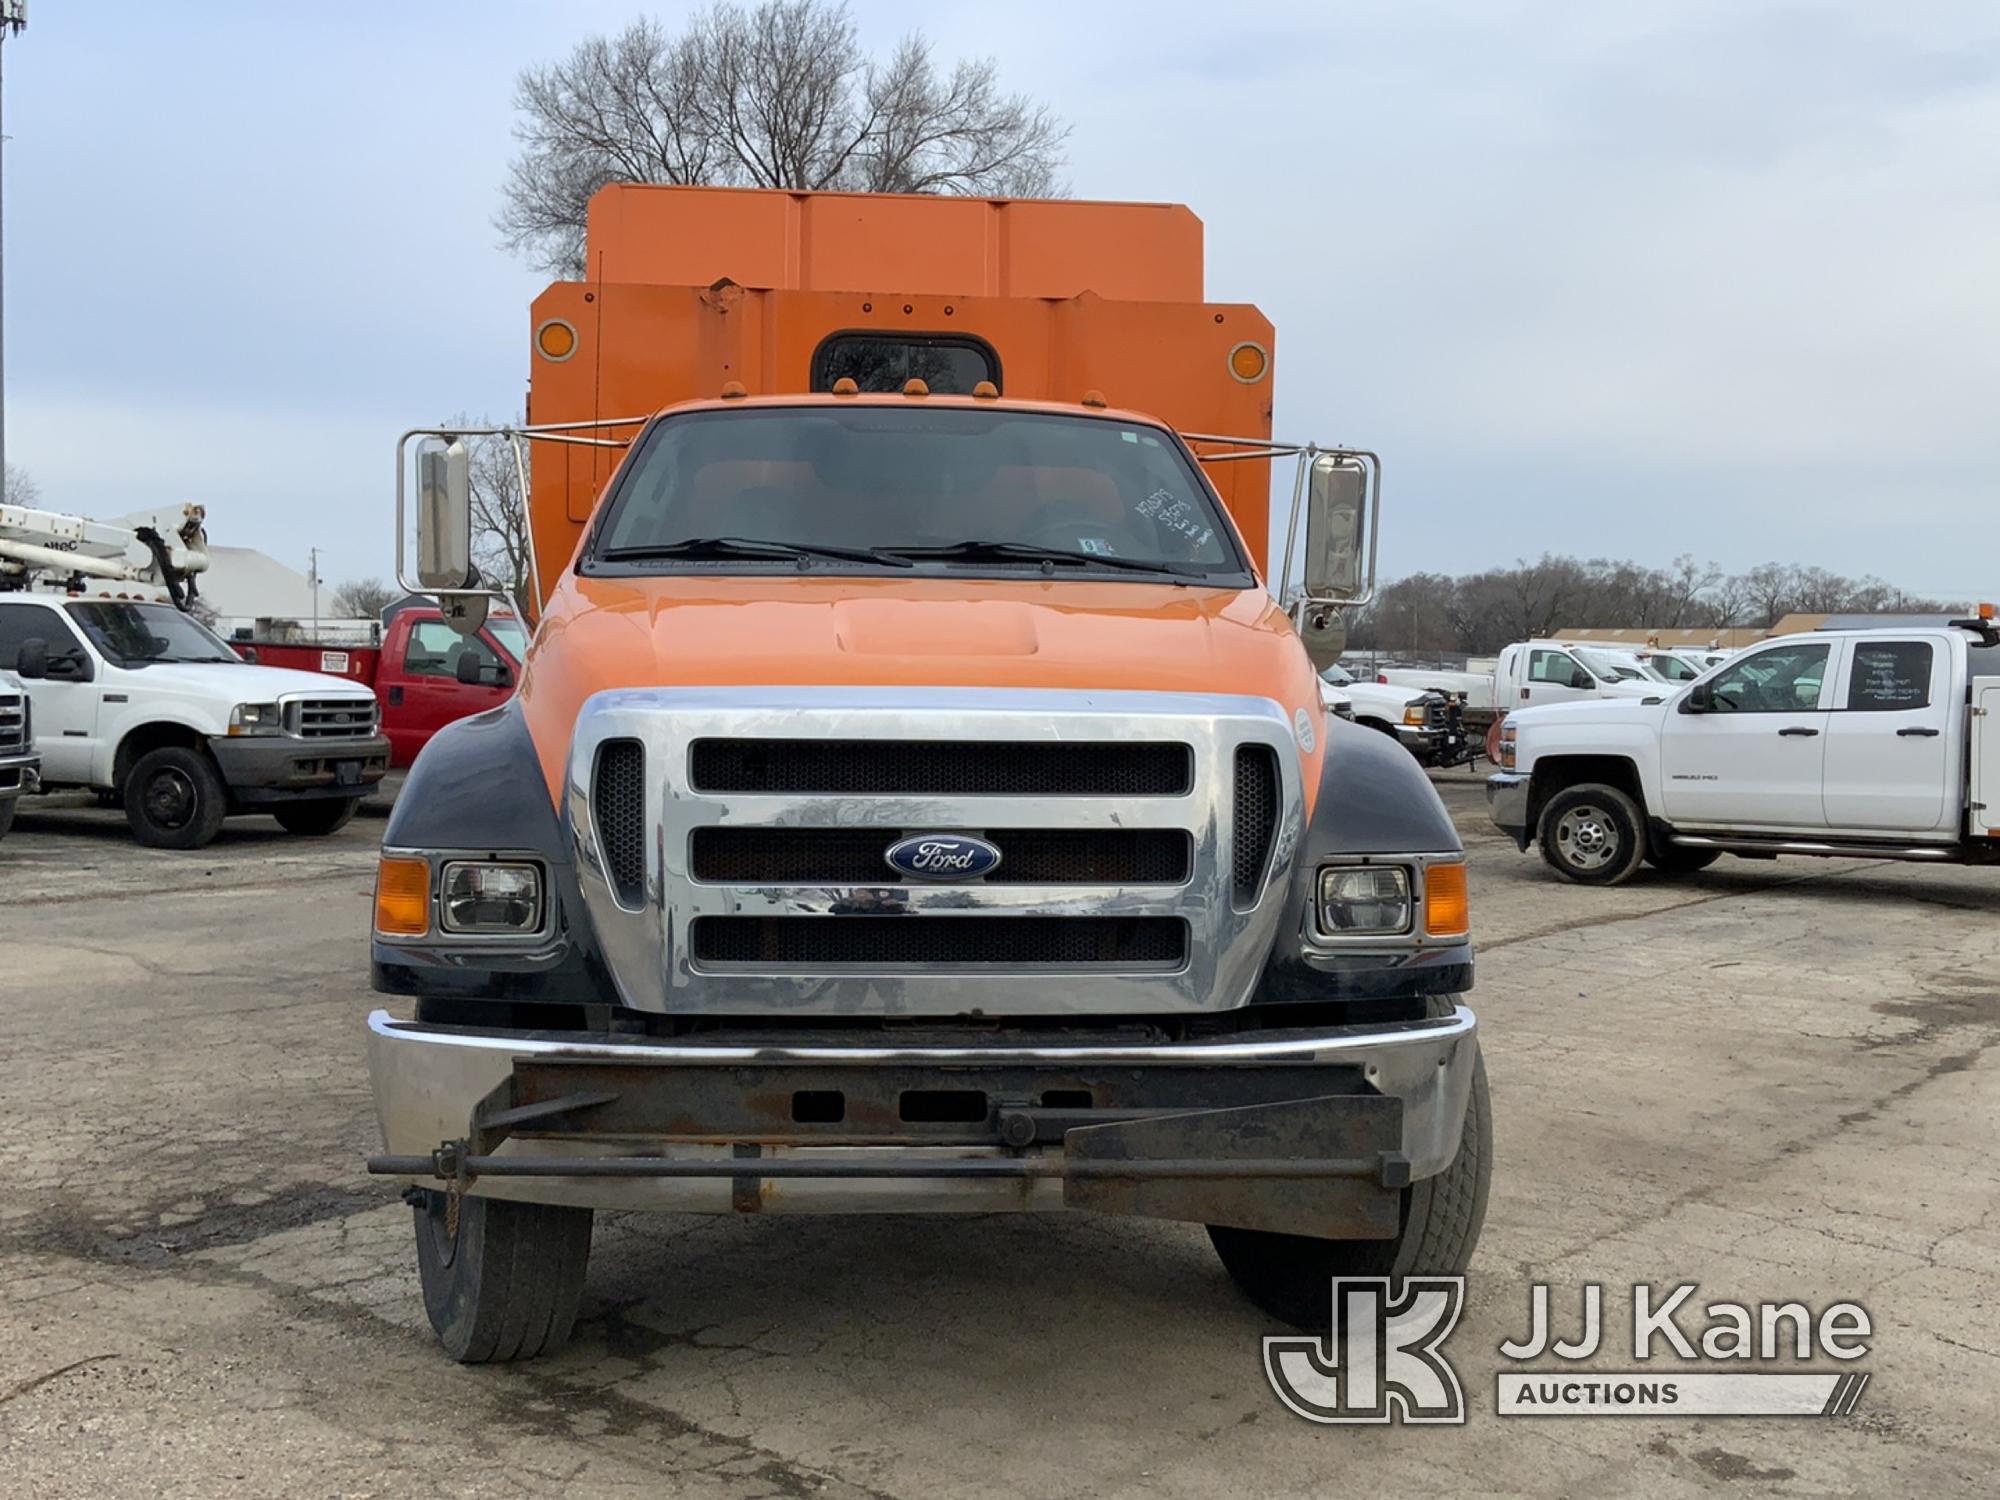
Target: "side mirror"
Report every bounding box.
[1570,668,1593,690]
[1301,456,1368,602]
[454,651,484,687]
[416,438,475,594]
[1686,681,1714,713]
[15,637,48,679]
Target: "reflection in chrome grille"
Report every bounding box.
[691,916,1188,968]
[288,698,380,738]
[594,739,647,907]
[689,739,1192,796]
[689,827,1192,885]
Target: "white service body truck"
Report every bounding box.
[1487,617,2000,882]
[0,503,390,848]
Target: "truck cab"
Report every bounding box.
[364,186,1490,1362]
[1488,615,2000,882]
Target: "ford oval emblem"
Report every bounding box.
[885,834,1003,881]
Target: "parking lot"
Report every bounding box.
[2,778,1996,1498]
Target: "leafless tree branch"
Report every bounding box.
[497,2,1071,277]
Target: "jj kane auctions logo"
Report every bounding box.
[1266,1281,1873,1424]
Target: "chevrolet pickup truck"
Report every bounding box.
[1488,614,2000,882]
[362,185,1490,1362]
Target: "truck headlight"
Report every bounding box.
[1498,722,1517,770]
[227,702,283,737]
[439,861,543,934]
[1317,865,1412,935]
[1402,704,1428,727]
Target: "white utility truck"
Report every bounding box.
[1318,662,1473,765]
[1487,612,2000,883]
[0,503,390,848]
[1383,640,1672,716]
[0,666,35,842]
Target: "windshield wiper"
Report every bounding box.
[881,541,1208,578]
[597,536,912,568]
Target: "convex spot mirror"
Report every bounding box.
[1296,604,1348,674]
[1303,456,1367,602]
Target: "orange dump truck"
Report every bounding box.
[366,186,1487,1362]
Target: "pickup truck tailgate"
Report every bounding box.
[1975,677,2000,838]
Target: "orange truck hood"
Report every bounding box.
[517,575,1329,806]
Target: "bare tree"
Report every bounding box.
[332,578,399,620]
[500,3,1070,277]
[4,464,38,507]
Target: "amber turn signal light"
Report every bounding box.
[1227,341,1270,383]
[1423,862,1470,938]
[375,856,431,938]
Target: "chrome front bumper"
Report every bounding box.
[365,1005,1480,1217]
[0,749,37,795]
[1487,772,1531,848]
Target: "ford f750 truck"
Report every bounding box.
[365,186,1489,1362]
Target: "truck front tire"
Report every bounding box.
[1536,783,1648,885]
[123,746,228,850]
[412,1190,593,1363]
[273,797,361,836]
[1209,1053,1491,1330]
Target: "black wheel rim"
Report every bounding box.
[143,768,198,831]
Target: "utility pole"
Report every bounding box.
[0,2,27,498]
[308,546,321,640]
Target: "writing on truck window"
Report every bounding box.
[1846,642,1932,711]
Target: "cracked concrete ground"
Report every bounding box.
[1,785,1995,1496]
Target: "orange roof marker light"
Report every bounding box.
[971,380,999,400]
[902,378,929,397]
[1228,341,1269,384]
[719,380,749,400]
[830,377,860,396]
[1980,602,1996,622]
[1081,389,1109,409]
[535,319,578,362]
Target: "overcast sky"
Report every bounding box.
[6,1,1995,595]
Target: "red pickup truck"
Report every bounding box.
[239,605,524,767]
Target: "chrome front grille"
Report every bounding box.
[688,827,1193,886]
[688,738,1192,796]
[0,694,24,753]
[285,697,379,738]
[565,687,1304,1018]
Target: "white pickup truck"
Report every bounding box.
[0,594,390,848]
[1382,639,1669,722]
[1487,615,2000,883]
[1318,662,1472,764]
[0,666,35,842]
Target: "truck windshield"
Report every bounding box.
[1573,647,1647,683]
[66,601,240,667]
[588,407,1251,583]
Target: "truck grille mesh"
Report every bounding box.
[691,916,1187,968]
[1232,746,1278,905]
[689,739,1192,797]
[689,827,1192,885]
[0,695,23,753]
[593,739,647,907]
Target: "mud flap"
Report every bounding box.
[1061,1095,1407,1240]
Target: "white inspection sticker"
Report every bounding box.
[1294,706,1316,753]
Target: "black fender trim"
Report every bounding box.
[371,704,614,1006]
[1249,715,1472,1007]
